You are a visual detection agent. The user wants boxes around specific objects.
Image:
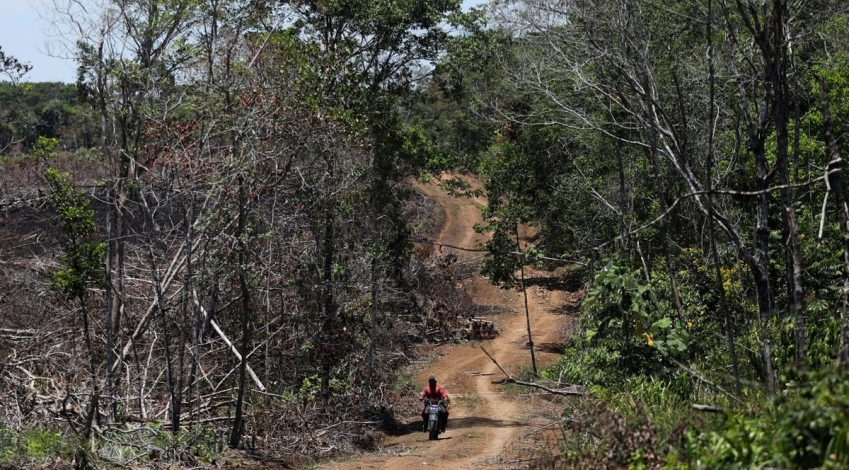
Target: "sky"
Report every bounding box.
[0,0,77,82]
[0,0,487,84]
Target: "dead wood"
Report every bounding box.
[191,286,266,392]
[480,346,585,396]
[692,404,724,413]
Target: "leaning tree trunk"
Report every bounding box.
[515,224,538,375]
[719,0,775,322]
[630,30,687,328]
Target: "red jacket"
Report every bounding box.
[420,383,449,401]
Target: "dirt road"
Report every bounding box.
[318,176,572,470]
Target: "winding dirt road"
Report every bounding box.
[319,176,572,470]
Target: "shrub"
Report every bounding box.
[680,368,849,469]
[0,426,74,465]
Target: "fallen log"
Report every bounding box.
[480,346,585,396]
[692,404,724,413]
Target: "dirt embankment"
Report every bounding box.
[315,175,577,470]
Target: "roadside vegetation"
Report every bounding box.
[423,0,849,468]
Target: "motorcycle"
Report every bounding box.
[423,398,447,440]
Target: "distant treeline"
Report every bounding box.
[0,82,99,155]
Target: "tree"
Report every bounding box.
[0,46,31,83]
[428,0,849,393]
[272,0,462,401]
[44,160,106,438]
[27,0,465,454]
[0,47,32,154]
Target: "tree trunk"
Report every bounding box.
[762,0,806,363]
[147,244,178,434]
[365,255,377,413]
[230,175,252,448]
[643,96,687,330]
[817,76,849,371]
[516,224,537,375]
[753,139,774,321]
[706,0,742,396]
[98,32,118,423]
[763,339,775,396]
[320,162,336,400]
[719,0,775,322]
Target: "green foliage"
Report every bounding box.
[70,425,226,466]
[547,262,696,391]
[44,167,105,300]
[809,58,849,160]
[0,426,74,465]
[551,342,628,389]
[558,388,699,470]
[479,224,523,287]
[146,426,221,462]
[583,262,689,361]
[299,373,346,398]
[477,136,570,287]
[435,7,508,101]
[0,81,96,154]
[557,369,849,469]
[23,428,64,458]
[33,135,59,159]
[681,369,849,469]
[620,375,693,421]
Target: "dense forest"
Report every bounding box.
[3,0,849,468]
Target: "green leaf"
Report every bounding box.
[652,317,672,330]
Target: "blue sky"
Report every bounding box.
[0,0,487,83]
[0,1,77,82]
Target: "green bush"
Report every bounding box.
[550,262,691,392]
[0,426,75,465]
[583,263,689,362]
[680,369,849,469]
[550,342,628,389]
[557,389,705,470]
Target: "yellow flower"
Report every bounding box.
[687,321,693,329]
[644,332,654,347]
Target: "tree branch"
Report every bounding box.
[673,359,743,406]
[480,346,584,396]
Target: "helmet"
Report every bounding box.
[428,375,437,384]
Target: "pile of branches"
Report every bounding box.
[407,252,484,343]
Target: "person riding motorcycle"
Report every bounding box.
[419,375,449,433]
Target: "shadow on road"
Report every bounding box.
[537,341,567,354]
[551,304,581,316]
[388,420,430,436]
[522,274,584,291]
[390,416,524,436]
[448,416,525,429]
[517,340,566,354]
